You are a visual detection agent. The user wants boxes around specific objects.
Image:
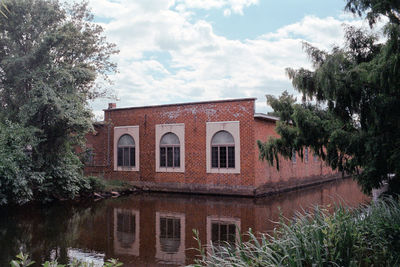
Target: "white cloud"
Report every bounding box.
[84,0,368,119]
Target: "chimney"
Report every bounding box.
[108,103,116,109]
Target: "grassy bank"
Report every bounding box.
[191,198,400,266]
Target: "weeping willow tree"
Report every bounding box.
[258,0,400,194]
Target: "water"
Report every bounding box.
[0,178,369,266]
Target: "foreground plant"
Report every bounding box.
[190,198,400,266]
[10,252,123,267]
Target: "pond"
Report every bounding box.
[0,178,369,266]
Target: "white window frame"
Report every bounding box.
[114,126,139,171]
[206,121,240,174]
[155,123,185,173]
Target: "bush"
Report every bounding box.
[86,176,107,192]
[191,198,400,266]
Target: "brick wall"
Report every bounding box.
[85,98,339,196]
[253,118,338,194]
[85,99,257,191]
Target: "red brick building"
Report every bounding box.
[85,98,338,196]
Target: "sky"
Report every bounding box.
[82,0,372,119]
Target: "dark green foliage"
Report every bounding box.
[86,176,106,192]
[0,121,42,205]
[191,198,400,266]
[258,1,400,194]
[0,0,118,204]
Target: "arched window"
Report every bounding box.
[211,130,235,168]
[160,132,180,168]
[117,134,135,167]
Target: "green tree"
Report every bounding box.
[258,2,400,194]
[0,0,118,204]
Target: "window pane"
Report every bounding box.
[130,147,135,167]
[167,218,173,237]
[228,146,235,168]
[212,147,218,168]
[123,147,130,166]
[228,224,236,243]
[174,219,180,238]
[220,224,227,242]
[167,147,173,167]
[211,223,219,242]
[174,147,180,167]
[160,147,166,167]
[160,218,166,238]
[118,134,135,146]
[117,148,123,166]
[220,147,227,168]
[160,133,180,145]
[211,131,234,145]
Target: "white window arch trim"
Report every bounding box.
[206,121,240,174]
[156,123,185,173]
[114,126,139,171]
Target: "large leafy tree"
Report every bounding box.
[0,0,118,204]
[258,1,400,194]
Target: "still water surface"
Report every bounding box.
[0,178,369,266]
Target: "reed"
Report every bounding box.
[191,197,400,266]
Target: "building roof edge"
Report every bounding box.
[103,97,257,111]
[254,113,279,122]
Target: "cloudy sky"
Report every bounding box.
[84,0,371,119]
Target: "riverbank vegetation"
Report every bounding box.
[10,252,122,267]
[258,0,400,194]
[0,0,118,205]
[191,197,400,266]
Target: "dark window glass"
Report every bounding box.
[211,222,236,244]
[123,147,129,166]
[212,147,218,168]
[220,224,227,241]
[160,147,166,167]
[160,217,180,239]
[167,218,174,236]
[159,217,181,253]
[219,147,227,168]
[228,224,236,243]
[117,134,135,167]
[167,147,173,167]
[174,147,180,167]
[211,223,219,243]
[117,148,123,166]
[174,218,180,238]
[160,218,167,238]
[228,146,235,168]
[130,147,135,167]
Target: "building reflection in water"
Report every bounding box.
[207,216,240,254]
[113,208,140,256]
[155,212,185,265]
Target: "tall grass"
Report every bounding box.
[191,198,400,266]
